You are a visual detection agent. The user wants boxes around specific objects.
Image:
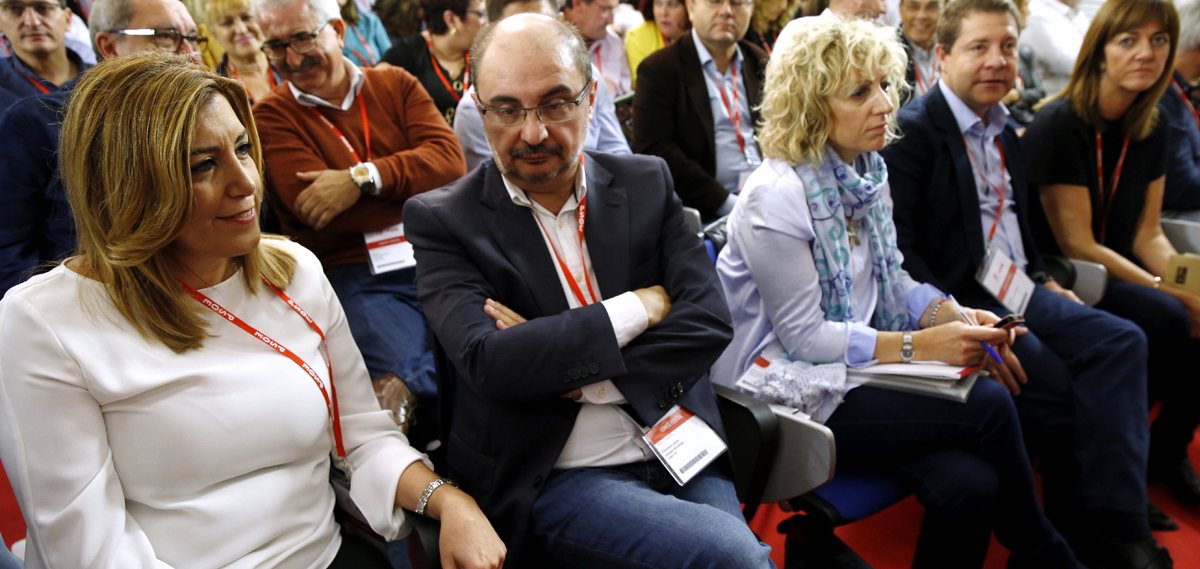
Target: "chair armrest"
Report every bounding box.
[403,509,442,569]
[713,384,780,521]
[760,404,836,503]
[1067,259,1108,306]
[682,207,703,236]
[1163,219,1200,255]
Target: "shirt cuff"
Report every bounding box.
[714,192,738,217]
[846,322,878,365]
[906,283,945,329]
[578,380,627,404]
[364,162,383,196]
[601,291,649,348]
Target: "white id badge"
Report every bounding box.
[642,405,727,486]
[976,249,1034,314]
[364,223,416,275]
[733,341,787,395]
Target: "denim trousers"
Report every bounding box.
[526,460,776,569]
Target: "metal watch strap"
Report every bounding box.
[901,331,914,364]
[415,477,457,516]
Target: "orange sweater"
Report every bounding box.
[254,66,466,267]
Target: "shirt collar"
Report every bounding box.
[502,159,588,216]
[937,78,1009,138]
[906,36,935,62]
[288,57,364,111]
[691,28,743,75]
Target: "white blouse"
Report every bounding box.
[0,240,429,569]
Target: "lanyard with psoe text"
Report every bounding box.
[181,277,348,466]
[426,38,468,102]
[713,64,749,160]
[1174,78,1200,130]
[532,155,599,307]
[310,90,371,163]
[1096,132,1130,244]
[348,23,377,66]
[962,135,1008,245]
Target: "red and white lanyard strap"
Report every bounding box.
[228,61,278,104]
[426,38,468,102]
[1096,132,1131,244]
[713,64,749,159]
[1,40,51,95]
[912,57,939,96]
[310,90,371,163]
[532,156,599,307]
[1174,78,1200,131]
[349,23,377,66]
[963,135,1008,244]
[763,31,777,55]
[181,277,347,461]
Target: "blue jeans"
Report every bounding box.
[526,461,775,569]
[826,380,1080,569]
[0,533,20,569]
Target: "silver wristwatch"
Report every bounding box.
[350,162,377,196]
[901,330,914,363]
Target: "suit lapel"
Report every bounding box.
[740,40,765,128]
[479,165,571,317]
[928,88,988,266]
[581,154,629,300]
[680,39,716,147]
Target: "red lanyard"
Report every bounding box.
[1096,132,1131,243]
[1174,78,1200,130]
[962,135,1008,244]
[713,64,749,158]
[181,277,347,462]
[310,90,371,162]
[763,31,777,55]
[228,60,278,104]
[532,156,599,307]
[426,38,468,102]
[912,57,939,96]
[592,44,603,78]
[349,23,377,66]
[1,39,51,95]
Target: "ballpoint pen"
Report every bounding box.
[947,295,1004,365]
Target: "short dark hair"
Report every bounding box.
[421,0,471,34]
[936,0,1021,52]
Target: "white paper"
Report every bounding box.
[364,222,416,275]
[976,249,1034,314]
[642,405,727,486]
[733,341,787,394]
[850,362,981,382]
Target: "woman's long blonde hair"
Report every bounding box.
[756,15,906,167]
[59,51,295,353]
[1037,0,1179,140]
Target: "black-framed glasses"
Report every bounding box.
[0,1,61,19]
[112,28,208,52]
[260,21,329,60]
[477,82,592,126]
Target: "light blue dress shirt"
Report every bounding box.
[937,80,1029,272]
[690,29,761,197]
[453,63,632,172]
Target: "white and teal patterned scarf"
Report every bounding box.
[799,148,913,332]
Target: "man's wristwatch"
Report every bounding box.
[901,331,914,363]
[350,162,377,196]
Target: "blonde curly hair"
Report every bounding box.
[756,15,907,167]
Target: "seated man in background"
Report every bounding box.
[405,13,774,567]
[0,0,201,297]
[453,0,630,172]
[633,0,765,220]
[896,0,941,101]
[880,0,1168,565]
[252,0,464,441]
[0,0,90,111]
[562,0,630,96]
[1159,0,1200,221]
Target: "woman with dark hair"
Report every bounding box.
[1026,0,1200,510]
[381,0,485,125]
[624,0,688,85]
[339,0,392,66]
[744,0,799,53]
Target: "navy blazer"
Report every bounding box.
[403,152,734,564]
[880,87,1049,308]
[1158,71,1200,211]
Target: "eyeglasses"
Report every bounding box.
[701,0,754,8]
[0,1,61,19]
[478,83,592,126]
[260,21,329,60]
[465,9,486,18]
[112,28,208,53]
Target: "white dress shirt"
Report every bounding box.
[1021,0,1089,95]
[499,163,654,469]
[590,29,633,97]
[0,241,429,568]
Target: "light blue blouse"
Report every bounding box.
[342,13,392,67]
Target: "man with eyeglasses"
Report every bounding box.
[0,0,90,111]
[404,13,775,568]
[562,0,631,96]
[0,0,202,298]
[633,0,766,221]
[250,0,464,454]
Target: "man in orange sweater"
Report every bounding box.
[252,0,465,449]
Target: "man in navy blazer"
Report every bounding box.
[881,0,1169,566]
[403,14,773,568]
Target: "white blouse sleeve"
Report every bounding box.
[0,296,176,569]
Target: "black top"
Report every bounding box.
[743,27,779,54]
[381,35,466,125]
[1024,97,1168,260]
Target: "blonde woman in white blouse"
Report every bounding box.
[0,52,504,569]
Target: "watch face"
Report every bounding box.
[351,165,370,183]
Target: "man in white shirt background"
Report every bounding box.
[562,0,632,96]
[1020,0,1087,94]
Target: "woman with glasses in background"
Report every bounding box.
[380,0,485,125]
[338,0,390,66]
[205,0,281,104]
[623,0,688,85]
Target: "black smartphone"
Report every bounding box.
[994,314,1026,331]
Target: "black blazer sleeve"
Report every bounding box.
[880,113,948,291]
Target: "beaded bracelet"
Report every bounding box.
[927,298,946,329]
